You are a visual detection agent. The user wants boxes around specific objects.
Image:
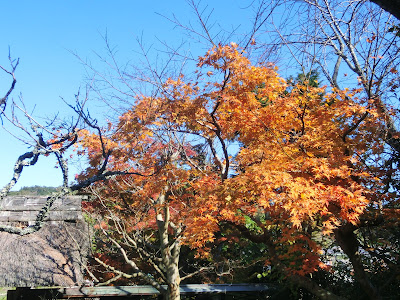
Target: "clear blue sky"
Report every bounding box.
[0,0,257,190]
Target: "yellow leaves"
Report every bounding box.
[76,44,391,275]
[291,218,302,228]
[183,214,219,249]
[225,195,232,203]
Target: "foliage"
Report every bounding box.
[77,43,400,299]
[287,70,321,88]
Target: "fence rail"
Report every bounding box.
[8,284,274,299]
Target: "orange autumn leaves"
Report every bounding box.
[78,44,384,274]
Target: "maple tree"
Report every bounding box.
[0,1,396,298]
[250,1,400,296]
[76,42,400,299]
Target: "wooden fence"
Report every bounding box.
[8,284,275,299]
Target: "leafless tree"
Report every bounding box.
[0,58,142,236]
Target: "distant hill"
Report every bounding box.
[9,186,62,196]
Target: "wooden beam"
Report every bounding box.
[58,284,273,297]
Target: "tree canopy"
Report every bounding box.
[77,44,399,299]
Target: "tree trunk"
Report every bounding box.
[164,254,181,300]
[156,191,182,300]
[165,247,181,300]
[165,282,180,300]
[335,224,382,300]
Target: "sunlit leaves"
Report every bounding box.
[78,44,388,276]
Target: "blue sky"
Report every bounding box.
[0,0,256,189]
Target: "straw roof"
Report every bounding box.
[0,221,89,287]
[0,196,89,287]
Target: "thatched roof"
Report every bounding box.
[0,196,89,287]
